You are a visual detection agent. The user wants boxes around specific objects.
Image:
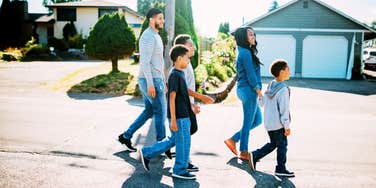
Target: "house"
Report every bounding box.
[35,0,143,45]
[237,0,376,79]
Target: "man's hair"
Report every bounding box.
[169,45,189,63]
[174,34,191,45]
[146,8,162,20]
[270,59,288,77]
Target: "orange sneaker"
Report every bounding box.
[224,138,238,156]
[239,152,250,161]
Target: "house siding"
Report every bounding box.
[52,7,142,39]
[252,0,364,30]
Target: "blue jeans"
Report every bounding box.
[142,118,191,175]
[232,86,262,152]
[122,78,167,141]
[252,128,288,171]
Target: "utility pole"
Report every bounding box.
[163,0,175,80]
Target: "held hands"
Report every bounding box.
[256,89,263,100]
[284,128,291,137]
[202,95,215,104]
[170,119,178,132]
[191,104,201,114]
[147,86,156,98]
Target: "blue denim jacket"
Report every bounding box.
[236,46,262,91]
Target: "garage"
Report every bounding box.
[238,0,375,79]
[256,34,296,77]
[302,36,348,78]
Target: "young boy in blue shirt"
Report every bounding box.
[140,45,196,180]
[249,59,295,178]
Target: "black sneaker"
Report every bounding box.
[118,134,137,152]
[248,152,256,171]
[187,163,199,172]
[275,169,295,177]
[165,149,174,159]
[139,149,150,172]
[172,172,196,180]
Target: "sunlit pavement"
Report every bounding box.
[1,62,376,188]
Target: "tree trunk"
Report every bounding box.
[111,57,119,72]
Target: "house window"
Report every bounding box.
[303,1,308,8]
[98,9,118,18]
[47,27,54,37]
[57,8,76,21]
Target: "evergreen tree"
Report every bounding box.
[175,0,199,68]
[218,22,230,35]
[85,12,136,72]
[137,0,163,16]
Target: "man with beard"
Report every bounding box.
[118,8,167,152]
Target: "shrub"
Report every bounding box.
[67,34,84,49]
[22,45,49,61]
[85,12,136,72]
[63,22,77,40]
[194,63,208,86]
[48,37,69,52]
[213,63,228,82]
[1,53,17,61]
[225,66,234,77]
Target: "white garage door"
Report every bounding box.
[302,36,348,78]
[256,35,296,77]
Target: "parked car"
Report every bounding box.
[363,48,376,71]
[363,48,376,61]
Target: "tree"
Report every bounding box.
[175,0,199,68]
[85,12,136,72]
[63,22,77,40]
[268,0,279,12]
[218,22,230,35]
[137,0,163,16]
[0,0,31,49]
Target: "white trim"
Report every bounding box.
[253,27,368,33]
[360,32,365,74]
[346,33,356,80]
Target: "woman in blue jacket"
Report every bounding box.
[224,27,263,161]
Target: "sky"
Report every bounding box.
[27,0,376,37]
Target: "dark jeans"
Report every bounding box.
[252,128,288,171]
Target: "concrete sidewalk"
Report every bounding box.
[1,62,376,188]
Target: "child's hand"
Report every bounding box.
[191,104,201,114]
[202,95,215,104]
[171,119,178,132]
[256,89,263,100]
[284,128,291,136]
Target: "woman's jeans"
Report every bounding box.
[232,86,262,152]
[123,78,167,141]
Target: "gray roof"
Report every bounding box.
[46,0,143,18]
[35,14,55,23]
[234,0,375,34]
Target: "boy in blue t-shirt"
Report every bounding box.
[139,45,196,180]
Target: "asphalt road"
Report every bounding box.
[1,61,376,188]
